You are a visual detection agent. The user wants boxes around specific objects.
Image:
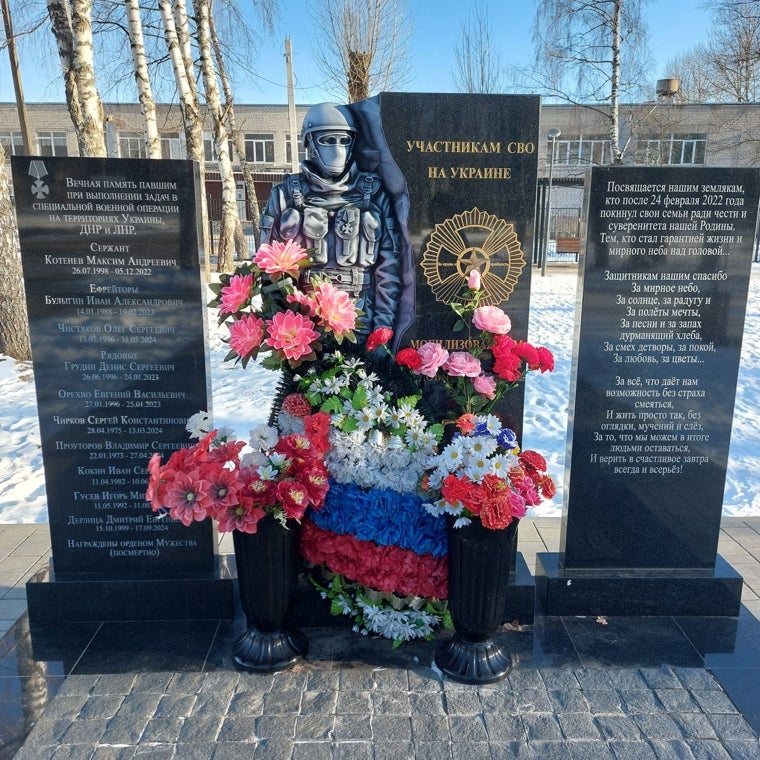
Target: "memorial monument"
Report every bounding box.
[11,156,233,622]
[536,166,756,617]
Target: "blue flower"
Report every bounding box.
[497,427,518,450]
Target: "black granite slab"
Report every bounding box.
[377,92,540,436]
[11,156,233,622]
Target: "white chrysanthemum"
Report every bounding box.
[396,402,418,425]
[466,435,498,459]
[186,410,212,439]
[354,408,376,431]
[439,438,466,471]
[453,516,472,529]
[386,407,405,428]
[370,402,390,425]
[323,376,345,394]
[463,458,490,482]
[249,423,279,451]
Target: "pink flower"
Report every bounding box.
[166,470,213,526]
[216,503,266,534]
[313,282,357,337]
[228,314,265,359]
[286,290,318,317]
[254,239,309,277]
[443,351,481,377]
[416,342,449,377]
[472,306,512,335]
[265,310,319,362]
[219,273,253,315]
[473,373,497,399]
[468,270,481,290]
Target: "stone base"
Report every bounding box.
[26,561,234,623]
[535,553,743,617]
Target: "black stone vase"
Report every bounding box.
[435,517,519,684]
[231,514,308,672]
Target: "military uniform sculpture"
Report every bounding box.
[260,103,402,341]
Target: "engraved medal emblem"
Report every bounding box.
[421,208,525,306]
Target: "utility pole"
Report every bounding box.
[1,0,34,154]
[285,37,299,173]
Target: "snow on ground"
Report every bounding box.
[2,264,759,523]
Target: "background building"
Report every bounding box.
[3,99,760,261]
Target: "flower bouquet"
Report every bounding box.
[395,270,553,419]
[423,413,556,530]
[145,411,331,532]
[209,239,359,371]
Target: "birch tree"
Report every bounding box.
[125,0,160,158]
[532,0,651,163]
[192,0,239,271]
[68,0,106,155]
[209,10,261,248]
[0,145,31,361]
[311,0,412,102]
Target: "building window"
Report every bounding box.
[37,131,68,157]
[119,132,145,159]
[244,133,275,164]
[636,134,707,165]
[203,132,235,163]
[285,135,306,166]
[160,132,183,160]
[554,135,612,166]
[0,131,24,156]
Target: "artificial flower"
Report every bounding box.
[472,305,512,335]
[366,327,394,352]
[228,314,266,359]
[443,351,481,378]
[254,239,309,278]
[218,273,254,315]
[416,342,450,378]
[265,310,320,362]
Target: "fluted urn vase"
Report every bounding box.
[435,517,519,684]
[232,514,308,672]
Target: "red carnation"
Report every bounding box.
[537,346,555,372]
[513,341,540,369]
[366,327,394,352]
[395,347,423,371]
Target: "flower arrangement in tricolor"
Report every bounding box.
[422,414,556,530]
[394,270,554,417]
[145,410,332,532]
[208,239,360,371]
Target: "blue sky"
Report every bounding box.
[0,0,713,105]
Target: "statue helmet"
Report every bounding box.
[301,102,356,179]
[301,102,356,144]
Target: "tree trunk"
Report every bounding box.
[70,0,107,156]
[209,11,260,251]
[46,0,86,155]
[126,0,161,159]
[159,0,210,280]
[0,147,31,361]
[610,0,623,164]
[192,0,237,272]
